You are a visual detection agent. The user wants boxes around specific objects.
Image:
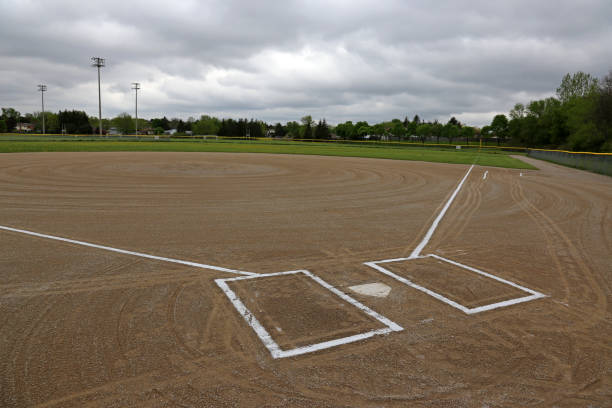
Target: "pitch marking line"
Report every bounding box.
[365,164,546,313]
[409,164,474,259]
[0,225,255,276]
[215,270,403,359]
[365,254,546,315]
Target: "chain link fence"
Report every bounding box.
[527,149,612,176]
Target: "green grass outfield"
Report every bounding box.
[0,139,535,169]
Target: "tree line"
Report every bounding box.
[2,70,610,151]
[482,70,611,152]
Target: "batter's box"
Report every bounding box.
[215,270,403,359]
[365,254,546,314]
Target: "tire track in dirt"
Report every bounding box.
[512,176,607,329]
[510,176,571,304]
[11,296,62,407]
[166,283,204,361]
[115,289,147,361]
[0,270,206,298]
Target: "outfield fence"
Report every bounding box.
[527,149,612,176]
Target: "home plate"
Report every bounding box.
[349,282,391,298]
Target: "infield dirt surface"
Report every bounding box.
[1,152,610,407]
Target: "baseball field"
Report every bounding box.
[0,150,610,407]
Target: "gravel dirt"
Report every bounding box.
[0,152,610,407]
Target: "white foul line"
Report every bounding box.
[365,163,546,314]
[410,164,474,258]
[215,270,403,358]
[0,225,255,276]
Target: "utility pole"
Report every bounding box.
[37,84,47,134]
[132,82,140,135]
[91,57,105,136]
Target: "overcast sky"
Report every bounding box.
[1,0,611,126]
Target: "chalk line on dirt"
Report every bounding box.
[0,225,255,276]
[365,164,547,314]
[366,255,546,315]
[215,270,403,359]
[409,164,474,259]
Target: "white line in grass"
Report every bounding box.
[409,164,474,258]
[0,225,255,276]
[215,270,403,359]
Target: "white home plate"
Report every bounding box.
[349,282,391,298]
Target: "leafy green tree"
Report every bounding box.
[151,116,170,130]
[300,115,313,139]
[461,126,475,144]
[371,123,386,138]
[490,114,509,145]
[31,112,60,133]
[404,120,417,136]
[431,121,443,143]
[111,113,134,134]
[0,119,6,132]
[416,123,431,144]
[335,121,356,139]
[355,121,369,131]
[1,107,21,131]
[193,115,221,135]
[284,121,300,138]
[390,121,406,139]
[481,125,492,145]
[443,123,459,144]
[509,103,526,120]
[556,71,599,103]
[593,70,612,150]
[357,125,370,138]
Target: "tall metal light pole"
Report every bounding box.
[91,57,105,136]
[132,82,140,135]
[37,84,47,134]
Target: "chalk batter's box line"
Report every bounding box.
[364,254,546,315]
[215,270,403,359]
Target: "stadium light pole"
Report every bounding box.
[132,82,140,135]
[91,57,105,136]
[37,84,47,134]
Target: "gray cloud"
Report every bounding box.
[1,0,611,126]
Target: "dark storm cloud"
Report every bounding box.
[1,0,611,126]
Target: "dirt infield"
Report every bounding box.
[0,152,610,407]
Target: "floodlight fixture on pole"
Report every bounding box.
[132,82,140,135]
[91,57,105,136]
[37,84,47,134]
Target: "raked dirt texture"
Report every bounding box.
[0,152,610,407]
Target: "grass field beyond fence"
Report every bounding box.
[0,139,535,169]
